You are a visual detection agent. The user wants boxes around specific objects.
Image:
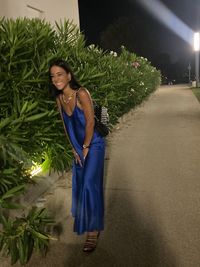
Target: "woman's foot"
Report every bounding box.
[83,231,100,252]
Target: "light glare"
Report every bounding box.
[134,0,194,46]
[194,32,200,51]
[30,165,42,177]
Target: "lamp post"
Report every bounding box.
[188,63,191,84]
[194,32,200,87]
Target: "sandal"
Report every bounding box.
[83,232,100,252]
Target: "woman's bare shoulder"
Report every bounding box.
[78,87,90,96]
[78,87,92,100]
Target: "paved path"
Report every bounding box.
[2,84,200,267]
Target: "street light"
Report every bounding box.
[188,63,191,84]
[194,32,200,87]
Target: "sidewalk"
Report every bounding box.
[2,84,200,267]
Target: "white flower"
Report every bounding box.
[130,88,135,92]
[140,81,144,86]
[140,56,148,61]
[110,51,117,57]
[88,44,95,49]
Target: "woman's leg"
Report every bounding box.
[83,231,100,252]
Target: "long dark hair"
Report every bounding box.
[48,59,81,98]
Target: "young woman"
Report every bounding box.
[49,59,105,252]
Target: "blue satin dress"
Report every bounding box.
[62,99,105,235]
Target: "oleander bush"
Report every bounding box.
[0,207,55,265]
[0,17,160,264]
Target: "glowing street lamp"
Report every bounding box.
[194,32,200,87]
[194,32,200,51]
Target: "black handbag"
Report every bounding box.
[94,105,109,137]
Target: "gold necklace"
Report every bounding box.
[62,91,76,104]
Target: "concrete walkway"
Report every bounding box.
[2,84,200,267]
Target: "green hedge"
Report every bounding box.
[0,17,160,176]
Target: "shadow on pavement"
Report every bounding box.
[101,191,178,267]
[98,146,178,267]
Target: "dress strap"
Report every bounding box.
[76,87,84,105]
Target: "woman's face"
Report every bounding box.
[50,65,71,90]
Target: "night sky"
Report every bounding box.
[78,0,200,78]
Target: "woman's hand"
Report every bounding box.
[73,149,82,167]
[83,147,89,160]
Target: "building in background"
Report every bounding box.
[0,0,79,27]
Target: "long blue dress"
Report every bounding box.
[62,98,105,235]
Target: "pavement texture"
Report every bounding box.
[1,84,200,267]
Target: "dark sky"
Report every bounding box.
[78,0,200,64]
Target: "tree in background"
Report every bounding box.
[100,16,161,62]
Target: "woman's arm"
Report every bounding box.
[77,88,95,158]
[56,96,82,166]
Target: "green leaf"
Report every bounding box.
[18,238,26,265]
[1,185,25,200]
[0,235,5,251]
[23,111,49,122]
[10,239,19,265]
[0,117,11,129]
[2,168,17,175]
[1,201,24,209]
[10,117,24,125]
[0,214,9,228]
[23,68,33,80]
[26,101,38,113]
[20,101,28,115]
[29,228,49,240]
[25,232,34,263]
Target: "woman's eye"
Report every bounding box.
[50,73,64,79]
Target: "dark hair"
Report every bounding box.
[48,59,81,98]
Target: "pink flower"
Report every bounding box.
[132,62,140,68]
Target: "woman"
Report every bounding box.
[49,59,105,252]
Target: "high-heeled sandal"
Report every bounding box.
[83,232,100,252]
